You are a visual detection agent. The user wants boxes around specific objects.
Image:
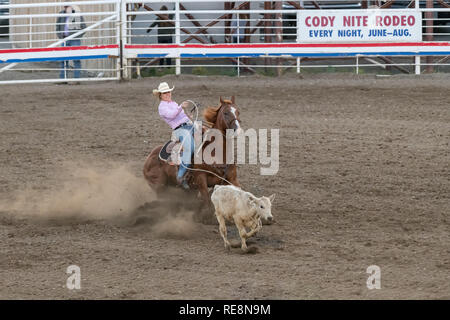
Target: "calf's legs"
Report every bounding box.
[214,214,263,252]
[235,217,262,252]
[245,218,262,239]
[215,212,231,250]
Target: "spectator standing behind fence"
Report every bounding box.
[146,5,174,66]
[56,4,86,80]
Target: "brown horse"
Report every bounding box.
[143,96,242,215]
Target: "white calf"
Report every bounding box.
[211,185,275,252]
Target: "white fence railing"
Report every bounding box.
[122,0,450,77]
[1,0,450,84]
[0,0,120,84]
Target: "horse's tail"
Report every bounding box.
[143,145,165,184]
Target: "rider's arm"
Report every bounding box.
[159,101,183,120]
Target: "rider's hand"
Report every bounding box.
[180,101,189,109]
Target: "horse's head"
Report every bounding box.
[217,96,243,136]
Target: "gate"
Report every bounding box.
[0,0,120,84]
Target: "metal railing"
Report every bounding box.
[122,0,450,77]
[0,0,120,84]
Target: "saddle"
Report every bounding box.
[159,120,214,166]
[159,140,182,165]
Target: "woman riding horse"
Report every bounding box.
[144,85,242,215]
[152,82,194,189]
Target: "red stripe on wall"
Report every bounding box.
[125,42,450,49]
[0,44,119,54]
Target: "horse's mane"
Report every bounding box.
[203,100,232,124]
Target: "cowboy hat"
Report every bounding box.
[153,82,174,96]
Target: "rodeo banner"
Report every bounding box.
[298,9,422,43]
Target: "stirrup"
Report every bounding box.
[177,177,189,190]
[180,180,190,190]
[177,175,190,189]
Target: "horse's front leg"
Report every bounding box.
[227,166,241,188]
[229,177,241,188]
[196,173,210,209]
[195,173,215,224]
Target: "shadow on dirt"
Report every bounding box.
[126,187,215,226]
[119,187,217,239]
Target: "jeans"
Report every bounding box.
[60,39,81,79]
[173,123,194,181]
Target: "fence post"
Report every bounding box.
[274,1,282,76]
[175,0,181,75]
[116,0,121,79]
[264,1,272,72]
[356,55,359,74]
[296,10,300,74]
[120,0,129,79]
[415,0,421,75]
[415,56,421,74]
[237,14,240,77]
[425,0,434,73]
[29,17,32,48]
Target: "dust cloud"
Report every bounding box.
[0,161,154,221]
[151,210,198,239]
[0,160,201,238]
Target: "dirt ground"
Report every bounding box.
[0,74,449,299]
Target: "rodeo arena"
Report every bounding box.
[0,0,449,304]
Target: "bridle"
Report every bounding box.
[216,103,240,134]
